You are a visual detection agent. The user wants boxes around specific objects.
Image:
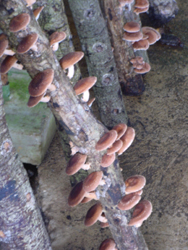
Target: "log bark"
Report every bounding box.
[148,0,178,25]
[67,0,128,128]
[0,1,149,249]
[0,78,52,249]
[100,0,146,96]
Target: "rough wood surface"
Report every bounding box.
[0,1,148,249]
[67,0,128,128]
[0,78,52,250]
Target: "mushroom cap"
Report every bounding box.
[17,33,38,54]
[66,153,87,175]
[107,140,123,155]
[133,39,150,51]
[134,6,149,14]
[134,0,149,8]
[128,200,152,227]
[0,55,17,74]
[130,56,144,65]
[68,181,86,207]
[81,196,93,204]
[0,34,8,57]
[112,123,127,140]
[99,238,116,250]
[118,193,141,210]
[83,171,103,192]
[28,69,54,97]
[59,51,84,69]
[95,130,118,151]
[123,31,143,42]
[9,13,31,32]
[74,76,97,95]
[49,31,67,46]
[134,62,151,74]
[125,175,146,194]
[33,6,44,19]
[142,27,161,45]
[123,22,141,33]
[27,93,50,107]
[117,127,135,155]
[101,153,116,168]
[85,202,103,226]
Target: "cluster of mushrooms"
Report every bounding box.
[67,124,152,249]
[120,0,161,75]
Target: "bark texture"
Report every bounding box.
[67,0,128,128]
[0,78,52,249]
[0,1,148,249]
[149,0,179,25]
[101,0,146,96]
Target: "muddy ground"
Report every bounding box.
[36,0,188,249]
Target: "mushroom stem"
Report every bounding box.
[82,163,91,170]
[4,49,15,56]
[40,95,51,103]
[85,191,98,200]
[51,43,59,51]
[81,90,90,102]
[30,44,38,52]
[67,65,74,79]
[98,214,108,223]
[48,84,56,92]
[12,62,23,70]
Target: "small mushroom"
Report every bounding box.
[33,6,44,20]
[74,76,97,102]
[0,55,20,74]
[133,39,150,50]
[134,62,151,74]
[66,153,90,175]
[125,175,146,194]
[112,123,127,140]
[49,31,67,51]
[100,153,116,168]
[142,26,161,45]
[85,202,107,227]
[134,6,149,14]
[99,238,117,250]
[123,22,141,33]
[95,130,118,151]
[59,51,84,79]
[83,171,105,193]
[17,33,38,53]
[27,93,51,108]
[107,140,123,155]
[118,193,141,210]
[68,182,98,207]
[9,13,31,32]
[117,127,135,155]
[128,200,152,227]
[28,69,55,97]
[123,31,143,42]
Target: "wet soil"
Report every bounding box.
[36,0,188,249]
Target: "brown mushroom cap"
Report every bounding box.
[125,175,146,194]
[59,51,84,70]
[112,123,127,140]
[17,33,38,54]
[107,140,123,155]
[83,171,103,192]
[9,13,31,32]
[133,39,150,51]
[99,238,116,250]
[74,76,97,95]
[85,202,103,226]
[118,193,141,210]
[33,6,44,19]
[95,130,118,151]
[134,0,149,8]
[134,62,151,74]
[0,55,17,74]
[123,22,141,33]
[68,181,86,207]
[0,34,8,57]
[123,31,143,42]
[117,127,135,155]
[142,27,161,45]
[27,93,50,108]
[66,153,87,175]
[28,69,54,97]
[130,56,144,65]
[128,200,152,227]
[134,6,149,14]
[101,153,116,168]
[49,31,67,46]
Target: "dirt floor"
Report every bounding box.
[36,0,188,249]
